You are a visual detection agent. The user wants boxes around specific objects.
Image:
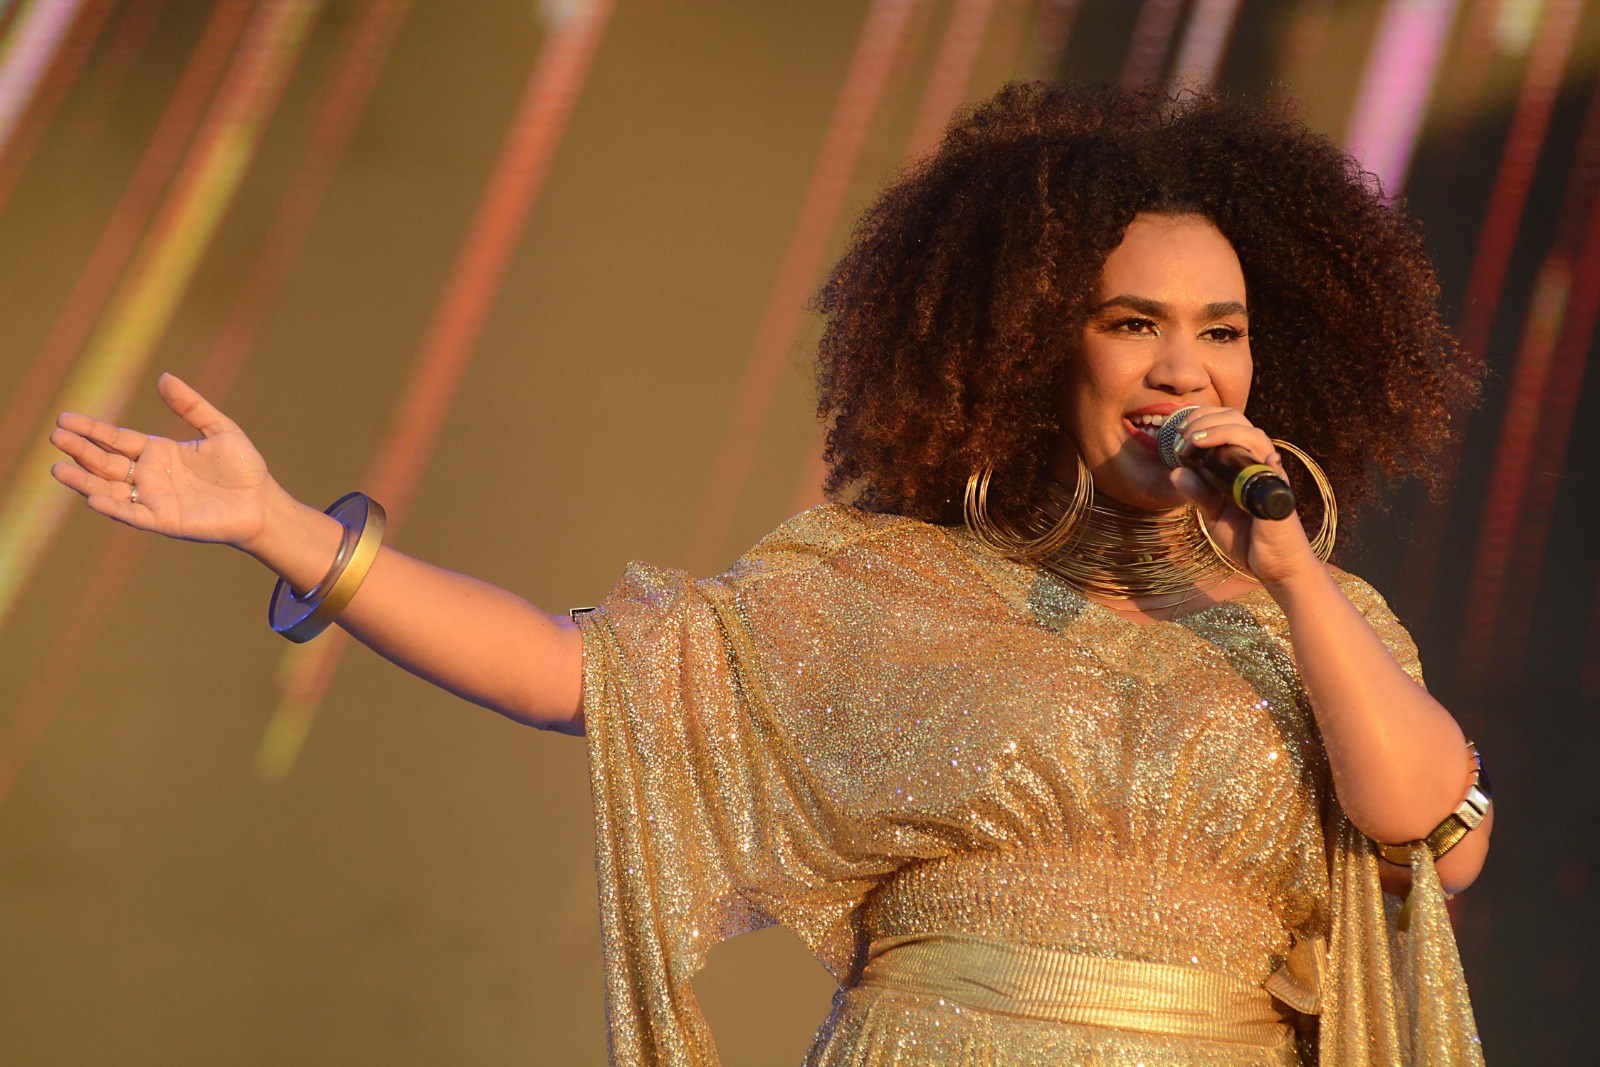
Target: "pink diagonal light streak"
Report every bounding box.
[257,0,616,781]
[1342,0,1461,196]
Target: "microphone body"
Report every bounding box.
[1155,407,1296,521]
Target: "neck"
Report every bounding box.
[1028,477,1248,605]
[962,464,1252,609]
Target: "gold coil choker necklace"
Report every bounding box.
[964,463,1240,606]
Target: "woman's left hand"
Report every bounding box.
[1165,406,1323,587]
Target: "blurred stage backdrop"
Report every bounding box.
[0,0,1596,1063]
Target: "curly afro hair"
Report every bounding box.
[813,82,1483,540]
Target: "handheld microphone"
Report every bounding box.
[1155,407,1296,521]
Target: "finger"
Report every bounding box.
[1182,421,1277,463]
[1177,408,1254,438]
[1170,408,1241,455]
[1178,405,1237,423]
[158,372,239,438]
[1263,446,1285,476]
[84,488,148,530]
[1175,410,1286,474]
[53,458,152,535]
[54,411,149,460]
[52,459,139,506]
[51,460,93,497]
[49,426,140,482]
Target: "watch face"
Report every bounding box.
[1476,764,1492,798]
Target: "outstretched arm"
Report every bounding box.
[50,374,584,733]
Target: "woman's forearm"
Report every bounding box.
[1269,565,1490,890]
[241,483,584,733]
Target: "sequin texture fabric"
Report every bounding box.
[578,505,1483,1066]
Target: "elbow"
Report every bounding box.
[494,619,587,733]
[523,674,586,734]
[1436,804,1494,894]
[541,704,586,736]
[490,697,585,735]
[1337,741,1490,847]
[1376,804,1494,898]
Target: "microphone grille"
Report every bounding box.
[1156,407,1198,470]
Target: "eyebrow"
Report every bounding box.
[1092,295,1248,320]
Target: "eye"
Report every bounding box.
[1202,324,1246,343]
[1110,316,1158,335]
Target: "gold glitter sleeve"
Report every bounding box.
[1319,816,1485,1064]
[578,564,762,1067]
[577,507,924,1066]
[1315,572,1484,1065]
[1331,571,1425,687]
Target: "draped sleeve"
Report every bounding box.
[1316,574,1486,1066]
[575,506,954,1067]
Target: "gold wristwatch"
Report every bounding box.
[1376,742,1492,866]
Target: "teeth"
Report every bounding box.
[1130,414,1168,430]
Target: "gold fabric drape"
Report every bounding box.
[578,504,1484,1066]
[857,932,1295,1046]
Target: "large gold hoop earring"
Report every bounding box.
[963,448,1092,562]
[1273,438,1337,561]
[1193,439,1337,564]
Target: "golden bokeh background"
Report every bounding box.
[1,1,1597,1062]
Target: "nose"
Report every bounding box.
[1146,335,1211,396]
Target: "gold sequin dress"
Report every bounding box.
[577,505,1484,1066]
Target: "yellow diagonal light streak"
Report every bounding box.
[0,0,323,630]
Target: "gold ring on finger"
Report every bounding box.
[129,485,138,506]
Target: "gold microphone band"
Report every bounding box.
[1231,463,1278,511]
[268,492,386,643]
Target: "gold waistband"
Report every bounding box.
[857,933,1295,1048]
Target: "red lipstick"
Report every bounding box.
[1123,403,1183,454]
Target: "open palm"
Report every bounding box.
[50,373,274,549]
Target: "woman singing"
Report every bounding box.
[48,84,1490,1065]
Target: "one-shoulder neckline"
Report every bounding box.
[934,520,1360,629]
[1071,582,1278,627]
[1064,569,1364,627]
